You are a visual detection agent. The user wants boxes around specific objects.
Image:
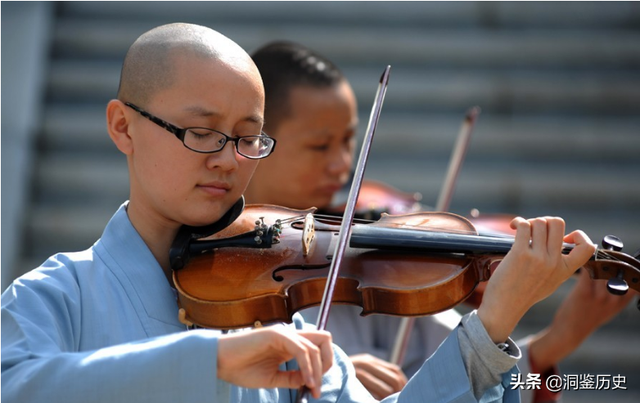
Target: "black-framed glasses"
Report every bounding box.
[125,102,276,159]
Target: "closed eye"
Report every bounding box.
[309,143,330,151]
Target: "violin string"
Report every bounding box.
[276,213,504,237]
[311,213,490,236]
[272,215,626,256]
[268,214,625,263]
[596,249,623,262]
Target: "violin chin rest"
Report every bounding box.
[170,197,245,270]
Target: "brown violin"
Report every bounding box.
[171,204,640,330]
[324,179,517,309]
[320,179,423,220]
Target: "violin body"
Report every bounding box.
[173,205,640,330]
[321,179,423,220]
[174,205,494,329]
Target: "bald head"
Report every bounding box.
[117,23,255,104]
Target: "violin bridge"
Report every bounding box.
[302,213,316,256]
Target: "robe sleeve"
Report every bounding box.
[292,312,523,403]
[2,270,225,403]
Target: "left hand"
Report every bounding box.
[349,353,407,399]
[478,216,596,343]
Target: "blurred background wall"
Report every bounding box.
[2,2,639,401]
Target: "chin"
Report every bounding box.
[307,197,333,210]
[182,207,228,227]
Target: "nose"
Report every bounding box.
[205,139,240,171]
[327,145,352,176]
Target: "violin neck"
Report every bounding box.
[350,225,514,255]
[349,225,575,257]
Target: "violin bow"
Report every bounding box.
[296,65,391,403]
[389,106,481,366]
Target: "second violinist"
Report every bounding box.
[244,41,636,401]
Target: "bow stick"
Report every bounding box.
[389,106,481,366]
[296,65,391,403]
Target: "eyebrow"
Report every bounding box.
[300,126,358,142]
[183,105,264,127]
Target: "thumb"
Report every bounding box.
[272,370,305,390]
[563,230,596,271]
[277,370,323,399]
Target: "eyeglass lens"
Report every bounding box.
[184,129,272,158]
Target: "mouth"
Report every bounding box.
[198,181,231,197]
[320,183,343,195]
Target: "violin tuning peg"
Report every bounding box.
[606,269,629,296]
[602,235,624,251]
[602,237,629,296]
[606,277,629,296]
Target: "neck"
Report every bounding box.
[126,201,181,285]
[243,181,265,205]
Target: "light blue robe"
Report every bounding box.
[301,305,542,403]
[2,203,521,402]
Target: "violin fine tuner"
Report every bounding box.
[253,217,283,245]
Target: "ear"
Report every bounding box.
[106,99,134,155]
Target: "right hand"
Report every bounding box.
[529,268,637,373]
[350,353,407,399]
[217,326,334,399]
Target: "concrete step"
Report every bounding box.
[46,59,640,115]
[346,67,640,114]
[40,104,640,158]
[59,1,640,29]
[52,18,640,69]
